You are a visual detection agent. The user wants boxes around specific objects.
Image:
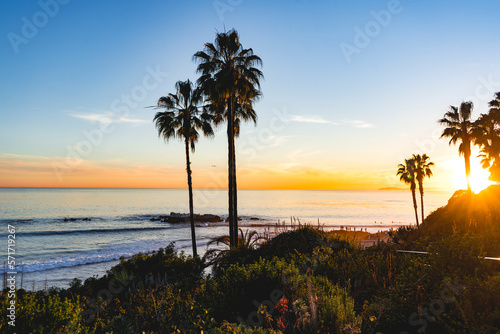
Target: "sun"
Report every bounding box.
[469,163,495,193]
[452,152,495,193]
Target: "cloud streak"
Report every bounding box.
[70,111,148,125]
[288,114,373,128]
[343,120,374,128]
[289,115,338,124]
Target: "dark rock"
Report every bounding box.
[151,213,222,224]
[64,217,91,222]
[225,217,243,222]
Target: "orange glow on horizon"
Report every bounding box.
[0,153,487,192]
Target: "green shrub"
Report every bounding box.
[120,284,214,333]
[313,276,362,334]
[0,292,83,334]
[259,226,356,260]
[210,320,282,333]
[201,257,298,325]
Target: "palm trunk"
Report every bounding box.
[227,112,235,248]
[464,140,472,192]
[411,185,419,227]
[231,126,238,246]
[185,138,197,257]
[230,98,238,247]
[419,184,425,224]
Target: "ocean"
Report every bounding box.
[0,188,451,290]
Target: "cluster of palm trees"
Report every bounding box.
[439,93,500,192]
[398,92,500,227]
[153,29,263,257]
[397,154,434,226]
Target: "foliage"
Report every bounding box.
[203,228,265,274]
[259,226,357,260]
[211,321,282,333]
[423,185,500,254]
[6,221,500,333]
[200,257,297,324]
[475,92,500,181]
[0,292,83,334]
[117,284,213,333]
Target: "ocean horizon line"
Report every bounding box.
[0,186,452,193]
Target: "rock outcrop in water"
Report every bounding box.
[150,212,222,223]
[63,217,92,222]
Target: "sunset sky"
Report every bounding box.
[1,0,500,191]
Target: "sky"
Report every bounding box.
[1,0,500,191]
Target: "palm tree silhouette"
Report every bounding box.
[397,158,419,226]
[413,154,434,223]
[194,29,263,247]
[439,101,475,192]
[153,79,214,257]
[475,93,500,181]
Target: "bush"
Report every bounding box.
[258,226,356,260]
[210,321,282,333]
[0,292,83,334]
[201,257,297,324]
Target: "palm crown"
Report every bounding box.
[413,154,434,187]
[154,80,214,148]
[439,102,474,156]
[475,93,500,180]
[194,29,263,131]
[397,159,417,189]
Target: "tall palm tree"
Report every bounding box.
[397,158,419,226]
[413,154,434,223]
[194,29,263,247]
[475,93,500,181]
[439,101,475,192]
[153,79,214,257]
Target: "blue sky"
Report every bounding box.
[1,0,500,190]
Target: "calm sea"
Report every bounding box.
[0,188,451,290]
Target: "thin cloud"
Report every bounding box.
[343,120,374,128]
[289,115,338,124]
[288,114,373,128]
[264,135,290,148]
[70,112,148,124]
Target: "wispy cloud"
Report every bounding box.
[289,115,338,124]
[70,111,148,124]
[263,135,290,148]
[343,120,374,128]
[288,114,373,128]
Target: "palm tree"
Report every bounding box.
[194,29,263,247]
[153,79,214,257]
[475,93,500,181]
[439,101,475,192]
[413,154,434,223]
[397,158,419,226]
